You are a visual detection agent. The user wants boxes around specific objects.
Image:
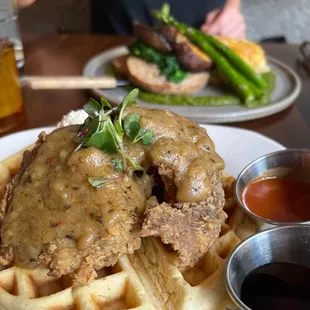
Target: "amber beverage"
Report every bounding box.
[0,39,25,134]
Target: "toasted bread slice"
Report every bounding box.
[111,55,129,77]
[126,56,209,95]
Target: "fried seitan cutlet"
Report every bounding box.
[0,127,147,284]
[141,182,226,267]
[0,103,226,285]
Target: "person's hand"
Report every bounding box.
[201,3,245,39]
[17,0,36,8]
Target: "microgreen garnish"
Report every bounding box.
[111,159,123,173]
[84,119,118,154]
[83,98,101,118]
[115,88,139,140]
[75,89,154,186]
[124,113,153,145]
[100,97,112,109]
[88,177,110,190]
[88,176,122,190]
[126,155,144,172]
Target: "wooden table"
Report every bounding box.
[17,33,310,148]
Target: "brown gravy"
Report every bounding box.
[1,107,224,269]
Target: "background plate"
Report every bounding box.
[83,46,301,124]
[0,125,285,177]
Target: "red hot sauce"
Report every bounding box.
[242,177,310,222]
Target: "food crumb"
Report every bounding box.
[57,109,88,127]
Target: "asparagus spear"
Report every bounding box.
[198,33,267,89]
[152,4,262,105]
[245,71,276,108]
[189,32,263,99]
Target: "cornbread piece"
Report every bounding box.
[217,37,270,74]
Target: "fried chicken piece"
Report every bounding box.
[0,106,227,284]
[141,171,227,267]
[0,244,13,268]
[141,156,227,267]
[141,200,227,267]
[149,163,177,203]
[38,225,141,285]
[0,127,148,285]
[0,132,46,224]
[0,133,46,269]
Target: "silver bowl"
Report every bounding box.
[235,149,310,231]
[226,225,310,310]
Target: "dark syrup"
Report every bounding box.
[241,262,310,310]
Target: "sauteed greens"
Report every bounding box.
[129,40,188,83]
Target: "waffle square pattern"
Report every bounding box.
[0,149,254,310]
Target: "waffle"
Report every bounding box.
[0,144,255,310]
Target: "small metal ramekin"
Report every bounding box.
[226,225,310,310]
[235,149,310,231]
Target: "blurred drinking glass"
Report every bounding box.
[0,39,25,134]
[0,0,24,68]
[0,1,25,134]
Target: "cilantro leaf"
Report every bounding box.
[111,159,123,173]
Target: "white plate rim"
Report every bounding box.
[82,45,302,124]
[0,125,285,166]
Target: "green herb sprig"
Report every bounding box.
[88,176,121,190]
[75,89,153,189]
[129,40,188,83]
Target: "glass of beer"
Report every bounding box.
[0,39,25,134]
[0,0,24,68]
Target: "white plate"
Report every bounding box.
[0,125,284,177]
[0,127,55,161]
[83,46,302,124]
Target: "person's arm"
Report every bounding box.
[17,0,36,9]
[226,0,241,10]
[201,0,245,39]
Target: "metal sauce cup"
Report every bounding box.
[226,225,310,310]
[235,149,310,231]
